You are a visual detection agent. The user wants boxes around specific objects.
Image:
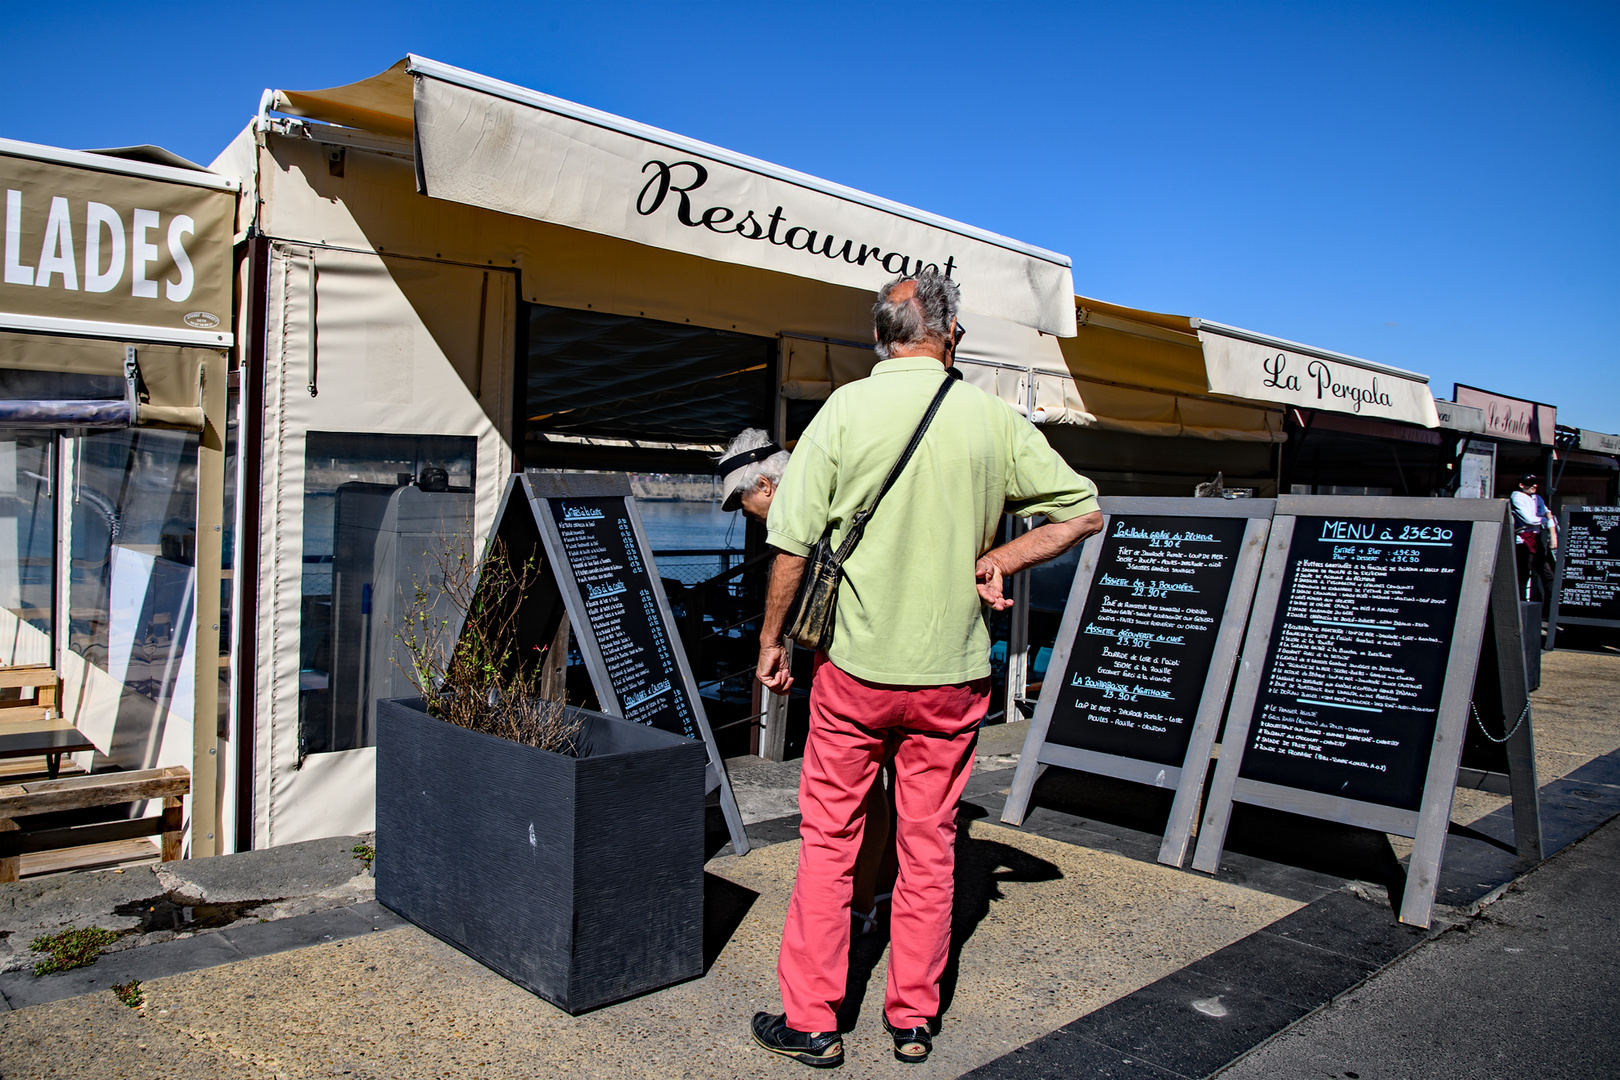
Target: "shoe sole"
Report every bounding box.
[751,1030,844,1069]
[884,1021,931,1064]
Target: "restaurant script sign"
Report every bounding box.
[1454,383,1556,445]
[408,63,1076,336]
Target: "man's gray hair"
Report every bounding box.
[720,428,790,497]
[872,269,961,361]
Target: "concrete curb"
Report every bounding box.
[0,900,406,1011]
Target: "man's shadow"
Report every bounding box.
[835,810,1061,1032]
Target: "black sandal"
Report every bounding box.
[883,1017,933,1063]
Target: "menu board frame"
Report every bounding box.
[1002,497,1275,868]
[491,473,750,855]
[1545,505,1620,649]
[1190,496,1540,928]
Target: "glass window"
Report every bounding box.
[0,433,55,665]
[299,432,476,758]
[68,428,200,766]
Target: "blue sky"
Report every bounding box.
[6,1,1616,430]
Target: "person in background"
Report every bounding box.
[718,429,900,932]
[749,270,1103,1068]
[718,430,790,522]
[1510,473,1558,602]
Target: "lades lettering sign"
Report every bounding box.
[0,150,233,337]
[1261,353,1394,413]
[637,159,959,280]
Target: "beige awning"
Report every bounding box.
[271,57,1077,337]
[1062,298,1285,442]
[780,314,1095,425]
[0,332,212,429]
[1059,297,1442,438]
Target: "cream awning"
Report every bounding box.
[272,57,1077,337]
[1063,298,1285,442]
[1059,298,1442,439]
[779,314,1094,425]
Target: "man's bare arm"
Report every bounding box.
[975,510,1104,610]
[757,552,807,693]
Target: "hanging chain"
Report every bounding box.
[1471,699,1532,744]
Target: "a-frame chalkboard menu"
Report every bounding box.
[1003,497,1275,867]
[484,473,750,855]
[1545,506,1620,650]
[1191,496,1541,928]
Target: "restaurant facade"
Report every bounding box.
[211,56,1111,848]
[23,57,1565,857]
[0,138,236,855]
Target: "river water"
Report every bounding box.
[637,499,745,552]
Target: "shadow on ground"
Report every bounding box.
[702,872,758,975]
[833,815,1062,1033]
[1022,765,1409,907]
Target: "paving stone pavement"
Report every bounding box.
[0,646,1613,1079]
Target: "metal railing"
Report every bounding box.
[651,548,748,588]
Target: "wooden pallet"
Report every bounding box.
[18,837,160,879]
[0,766,189,883]
[0,666,60,724]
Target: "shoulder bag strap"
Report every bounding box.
[833,372,954,561]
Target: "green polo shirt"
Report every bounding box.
[767,356,1099,685]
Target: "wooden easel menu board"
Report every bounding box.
[1546,506,1620,649]
[1003,498,1273,867]
[1191,496,1540,928]
[496,473,750,855]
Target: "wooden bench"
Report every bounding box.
[0,666,60,723]
[0,766,189,883]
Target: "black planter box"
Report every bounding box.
[375,697,707,1013]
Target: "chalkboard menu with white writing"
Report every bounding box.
[1003,497,1273,869]
[1046,515,1248,766]
[1191,496,1539,929]
[1236,516,1470,811]
[496,473,750,855]
[548,497,699,740]
[1547,507,1620,642]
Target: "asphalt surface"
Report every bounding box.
[1215,810,1620,1080]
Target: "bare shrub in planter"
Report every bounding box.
[393,528,583,754]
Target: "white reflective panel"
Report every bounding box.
[0,432,54,665]
[67,428,198,772]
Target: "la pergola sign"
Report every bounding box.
[1195,320,1440,428]
[406,59,1077,336]
[0,141,235,346]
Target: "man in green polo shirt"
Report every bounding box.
[749,270,1102,1068]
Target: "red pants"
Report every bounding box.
[778,658,988,1031]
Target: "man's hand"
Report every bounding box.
[757,641,793,694]
[756,551,807,695]
[974,510,1104,609]
[976,556,1014,610]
